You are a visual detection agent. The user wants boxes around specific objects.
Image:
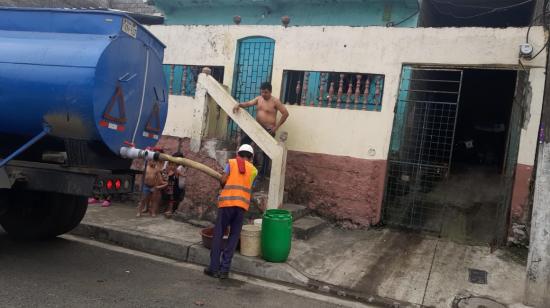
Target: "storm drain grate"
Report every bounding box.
[468,268,488,284]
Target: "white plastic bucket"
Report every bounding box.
[240,224,261,257]
[253,218,262,229]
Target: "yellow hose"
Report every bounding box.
[158,153,223,181]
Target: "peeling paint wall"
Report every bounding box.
[285,151,387,226]
[162,95,194,138]
[152,25,547,163]
[521,68,546,166]
[511,164,534,224]
[150,25,547,227]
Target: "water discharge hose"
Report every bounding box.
[119,147,222,181]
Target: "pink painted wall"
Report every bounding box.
[285,150,387,228]
[510,164,534,224]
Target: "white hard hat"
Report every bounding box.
[238,144,254,156]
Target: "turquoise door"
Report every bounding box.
[229,36,275,138]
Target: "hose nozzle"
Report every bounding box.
[119,147,159,161]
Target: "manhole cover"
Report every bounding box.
[455,296,506,308]
[468,268,488,284]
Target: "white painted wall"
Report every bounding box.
[162,95,194,138]
[520,68,546,166]
[153,25,547,164]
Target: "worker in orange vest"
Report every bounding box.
[204,144,258,279]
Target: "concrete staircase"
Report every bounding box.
[281,203,329,241]
[249,190,328,241]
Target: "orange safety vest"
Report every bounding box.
[218,159,256,211]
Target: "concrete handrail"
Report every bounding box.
[200,75,283,159]
[191,72,287,210]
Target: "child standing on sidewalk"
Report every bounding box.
[137,160,167,217]
[163,152,187,218]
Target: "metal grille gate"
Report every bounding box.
[384,66,463,232]
[229,37,275,140]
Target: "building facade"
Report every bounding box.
[149,0,547,244]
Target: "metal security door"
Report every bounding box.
[383,66,463,232]
[229,37,275,139]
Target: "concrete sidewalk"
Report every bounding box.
[72,204,530,308]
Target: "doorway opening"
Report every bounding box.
[384,66,521,245]
[228,36,275,141]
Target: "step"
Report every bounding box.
[282,203,310,221]
[293,216,328,240]
[187,219,214,229]
[250,191,289,207]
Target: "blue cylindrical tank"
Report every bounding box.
[0,8,168,154]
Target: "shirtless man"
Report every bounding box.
[232,82,289,141]
[232,82,289,177]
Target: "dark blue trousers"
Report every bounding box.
[209,206,245,273]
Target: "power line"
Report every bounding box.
[526,0,549,60]
[387,0,420,27]
[526,10,548,43]
[429,0,496,10]
[429,0,535,19]
[531,39,550,60]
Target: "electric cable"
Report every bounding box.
[530,0,550,60]
[429,0,534,19]
[387,0,420,27]
[429,0,496,10]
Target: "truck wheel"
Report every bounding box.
[0,190,87,240]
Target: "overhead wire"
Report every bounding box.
[531,40,550,59]
[526,11,547,43]
[528,0,550,60]
[527,0,550,60]
[387,0,420,27]
[429,0,535,19]
[429,0,496,10]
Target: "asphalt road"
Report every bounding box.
[0,229,359,308]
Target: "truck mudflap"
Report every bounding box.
[2,160,134,196]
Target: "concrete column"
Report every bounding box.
[190,68,211,152]
[526,14,550,304]
[268,143,287,209]
[525,142,550,307]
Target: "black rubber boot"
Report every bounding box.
[203,268,220,278]
[219,272,229,280]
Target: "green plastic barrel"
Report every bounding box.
[261,209,292,262]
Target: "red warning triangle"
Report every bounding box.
[103,85,127,124]
[145,102,161,133]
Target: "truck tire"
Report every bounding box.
[0,190,87,240]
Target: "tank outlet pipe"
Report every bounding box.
[0,124,51,168]
[119,146,222,181]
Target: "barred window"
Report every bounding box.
[163,64,225,97]
[281,70,384,111]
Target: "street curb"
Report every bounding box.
[71,222,310,288]
[71,223,193,262]
[187,243,310,287]
[71,222,422,308]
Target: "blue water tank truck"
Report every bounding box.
[0,7,169,239]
